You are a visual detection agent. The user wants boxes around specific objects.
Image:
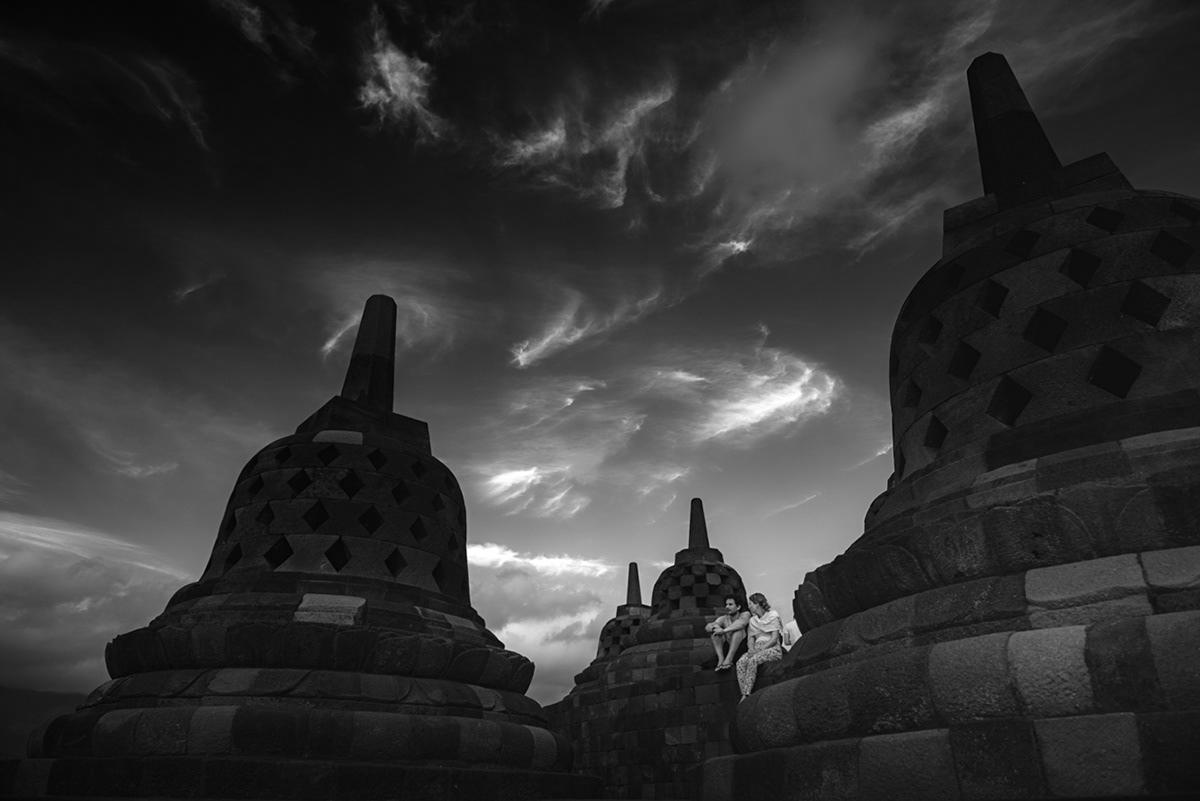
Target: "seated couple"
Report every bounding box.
[705,592,783,701]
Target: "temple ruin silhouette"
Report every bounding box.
[3,50,1199,801]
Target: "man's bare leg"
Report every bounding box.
[722,630,746,668]
[711,632,727,667]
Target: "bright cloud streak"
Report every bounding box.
[467,542,616,577]
[358,5,447,142]
[511,286,664,367]
[0,512,189,581]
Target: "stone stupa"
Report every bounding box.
[3,295,601,800]
[548,498,746,799]
[699,52,1200,801]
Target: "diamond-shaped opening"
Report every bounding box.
[256,504,275,526]
[917,316,943,347]
[263,536,294,570]
[411,459,427,478]
[391,481,411,506]
[941,262,965,289]
[923,416,948,450]
[325,538,351,572]
[303,500,330,531]
[432,495,446,512]
[903,381,923,409]
[410,518,429,540]
[975,280,1009,317]
[1005,229,1040,259]
[246,475,265,499]
[287,469,312,495]
[384,547,407,578]
[985,376,1033,426]
[317,445,340,466]
[1121,281,1171,327]
[1059,249,1101,287]
[222,511,237,536]
[1086,206,1124,233]
[1087,346,1142,398]
[432,560,459,596]
[947,342,981,379]
[339,472,365,499]
[1150,231,1195,268]
[1170,200,1200,223]
[274,446,292,464]
[359,506,384,535]
[1023,308,1068,352]
[223,543,243,572]
[367,449,388,470]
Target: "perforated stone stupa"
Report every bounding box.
[2,295,601,801]
[548,498,746,799]
[702,53,1200,800]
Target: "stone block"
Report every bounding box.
[206,668,260,695]
[45,757,96,796]
[91,709,142,758]
[1141,544,1200,589]
[1008,626,1093,716]
[134,707,194,755]
[1085,616,1165,712]
[186,705,236,755]
[929,632,1019,722]
[1137,710,1200,796]
[8,758,52,796]
[140,755,204,797]
[750,680,799,749]
[847,648,935,736]
[790,665,852,744]
[1025,553,1145,608]
[859,728,959,800]
[1029,593,1153,628]
[913,575,1025,635]
[1145,609,1200,708]
[778,738,859,800]
[306,709,354,759]
[91,757,143,797]
[1035,713,1144,797]
[731,747,787,800]
[949,719,1046,799]
[233,706,307,758]
[275,759,340,801]
[202,756,278,799]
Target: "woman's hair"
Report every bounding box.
[748,592,770,612]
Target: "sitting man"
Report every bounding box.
[705,595,751,671]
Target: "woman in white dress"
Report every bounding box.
[735,592,782,701]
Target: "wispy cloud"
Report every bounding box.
[763,492,820,520]
[496,78,677,208]
[358,4,448,142]
[468,542,616,578]
[208,0,316,65]
[511,285,664,367]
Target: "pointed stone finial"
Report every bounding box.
[688,498,709,550]
[626,562,642,606]
[967,52,1061,195]
[340,295,397,413]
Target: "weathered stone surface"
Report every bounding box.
[847,649,935,736]
[859,729,959,801]
[929,632,1019,721]
[790,665,853,744]
[1145,609,1200,708]
[1137,710,1200,796]
[1024,553,1145,608]
[1008,626,1092,716]
[1141,544,1200,589]
[1035,713,1144,797]
[1028,593,1153,628]
[1085,616,1165,712]
[950,718,1046,799]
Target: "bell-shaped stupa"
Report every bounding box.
[701,53,1200,801]
[548,498,747,799]
[8,295,600,800]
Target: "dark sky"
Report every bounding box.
[1,0,1198,705]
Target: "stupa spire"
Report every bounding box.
[967,52,1061,195]
[625,562,642,606]
[340,294,397,413]
[688,497,709,549]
